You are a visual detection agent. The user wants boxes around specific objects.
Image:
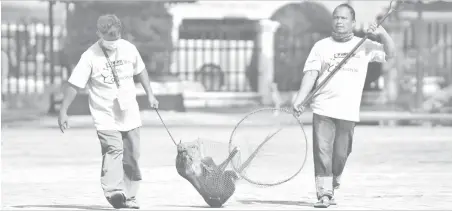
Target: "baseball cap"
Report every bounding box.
[97,14,122,37]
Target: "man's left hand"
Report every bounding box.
[148,95,159,109]
[367,23,387,37]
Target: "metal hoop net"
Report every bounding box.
[228,107,309,187]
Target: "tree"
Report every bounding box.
[63,1,174,74]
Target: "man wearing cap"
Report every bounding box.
[58,14,159,209]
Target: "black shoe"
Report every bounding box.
[125,197,140,209]
[108,192,126,209]
[314,196,330,208]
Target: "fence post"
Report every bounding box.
[257,19,279,105]
[48,0,56,114]
[415,8,427,111]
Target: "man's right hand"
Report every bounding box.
[58,112,69,133]
[292,98,306,117]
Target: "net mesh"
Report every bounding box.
[174,108,308,207]
[175,138,240,207]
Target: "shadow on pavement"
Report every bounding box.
[237,199,313,207]
[162,204,219,208]
[11,204,112,210]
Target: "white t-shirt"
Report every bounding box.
[303,36,386,122]
[68,39,145,131]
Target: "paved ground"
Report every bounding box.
[3,108,452,129]
[2,124,452,210]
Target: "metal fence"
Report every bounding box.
[398,21,452,108]
[2,20,452,106]
[1,22,260,95]
[402,21,452,83]
[171,38,257,92]
[174,18,260,93]
[1,22,67,95]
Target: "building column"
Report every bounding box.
[257,19,280,105]
[172,16,183,45]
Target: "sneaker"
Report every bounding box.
[125,197,140,209]
[314,196,330,208]
[108,192,126,209]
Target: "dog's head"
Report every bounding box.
[176,141,204,177]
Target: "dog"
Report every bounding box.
[175,141,239,208]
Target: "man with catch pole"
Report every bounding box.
[293,2,397,208]
[57,14,159,209]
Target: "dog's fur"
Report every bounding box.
[175,141,239,208]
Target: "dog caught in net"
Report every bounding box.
[175,138,241,208]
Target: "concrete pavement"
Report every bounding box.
[3,108,452,129]
[2,127,452,210]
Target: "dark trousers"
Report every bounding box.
[312,114,355,199]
